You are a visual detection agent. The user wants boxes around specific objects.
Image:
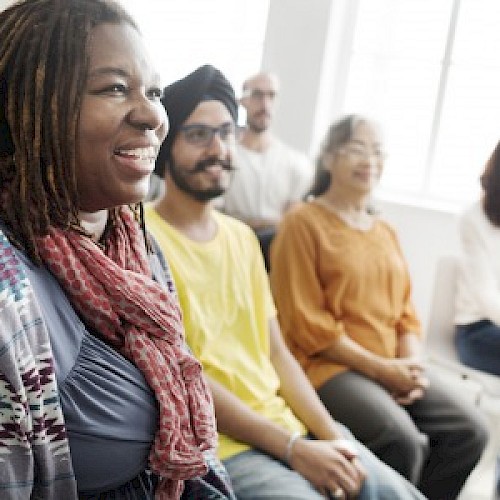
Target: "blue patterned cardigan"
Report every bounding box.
[0,230,236,500]
[0,230,77,498]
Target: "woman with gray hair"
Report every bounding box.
[270,114,488,500]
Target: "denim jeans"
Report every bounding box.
[456,319,500,376]
[222,425,425,499]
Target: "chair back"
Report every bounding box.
[426,254,500,397]
[426,254,460,364]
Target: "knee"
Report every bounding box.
[358,449,424,500]
[395,434,428,483]
[379,424,429,483]
[463,414,489,461]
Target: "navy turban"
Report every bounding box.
[154,64,238,178]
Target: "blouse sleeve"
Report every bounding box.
[387,226,422,337]
[270,211,345,356]
[459,209,500,325]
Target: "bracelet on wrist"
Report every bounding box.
[285,431,302,464]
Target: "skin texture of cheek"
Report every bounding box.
[74,23,165,213]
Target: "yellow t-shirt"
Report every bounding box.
[145,206,305,460]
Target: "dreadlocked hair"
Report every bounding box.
[0,0,138,263]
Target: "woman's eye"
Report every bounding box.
[104,84,128,95]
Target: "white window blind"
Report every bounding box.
[341,0,500,206]
[118,0,269,99]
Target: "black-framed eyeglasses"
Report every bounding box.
[179,122,236,147]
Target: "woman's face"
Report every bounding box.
[75,22,167,212]
[328,121,385,195]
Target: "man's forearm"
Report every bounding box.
[268,319,343,442]
[397,332,422,359]
[208,377,296,462]
[320,333,384,381]
[274,347,343,441]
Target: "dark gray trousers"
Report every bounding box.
[317,370,488,500]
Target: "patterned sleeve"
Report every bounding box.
[0,231,77,499]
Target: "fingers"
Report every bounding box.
[327,455,363,496]
[393,387,425,405]
[297,440,364,497]
[401,364,429,392]
[321,486,345,500]
[417,374,430,388]
[333,444,367,490]
[410,359,425,368]
[407,368,430,390]
[328,486,345,499]
[394,393,414,405]
[351,456,367,481]
[401,358,425,373]
[333,439,358,460]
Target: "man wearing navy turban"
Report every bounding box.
[154,64,238,179]
[145,65,426,500]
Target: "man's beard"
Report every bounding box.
[247,111,270,134]
[168,156,235,202]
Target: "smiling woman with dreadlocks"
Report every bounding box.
[0,1,233,499]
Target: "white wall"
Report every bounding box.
[262,0,358,157]
[261,0,333,155]
[376,198,461,334]
[263,0,463,334]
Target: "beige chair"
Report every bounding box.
[426,254,500,399]
[426,254,500,499]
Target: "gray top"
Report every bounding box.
[15,246,163,494]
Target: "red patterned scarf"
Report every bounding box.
[36,206,216,499]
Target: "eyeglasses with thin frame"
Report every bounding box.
[242,89,277,101]
[340,143,387,161]
[179,122,236,147]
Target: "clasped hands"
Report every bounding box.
[288,437,365,499]
[378,357,430,405]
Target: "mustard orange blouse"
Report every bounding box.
[270,202,421,389]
